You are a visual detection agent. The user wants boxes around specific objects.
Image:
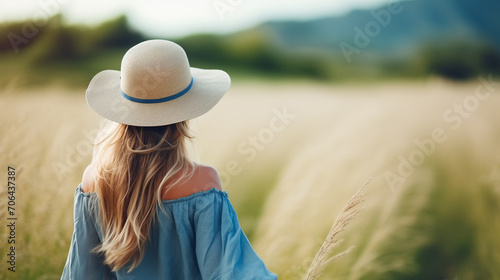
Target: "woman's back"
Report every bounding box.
[82,163,222,200]
[63,164,277,280]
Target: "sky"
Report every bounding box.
[0,0,392,38]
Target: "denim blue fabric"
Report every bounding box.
[61,184,277,280]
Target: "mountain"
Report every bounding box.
[259,0,500,57]
[1,0,498,87]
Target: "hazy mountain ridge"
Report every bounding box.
[260,0,500,55]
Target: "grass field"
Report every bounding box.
[1,78,500,279]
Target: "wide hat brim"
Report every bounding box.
[86,67,230,127]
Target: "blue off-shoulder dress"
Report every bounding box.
[61,184,277,280]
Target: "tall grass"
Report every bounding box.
[1,80,499,279]
[0,89,98,279]
[252,79,500,279]
[305,178,370,280]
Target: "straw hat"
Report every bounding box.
[86,39,231,126]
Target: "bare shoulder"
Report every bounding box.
[194,164,222,191]
[162,163,222,200]
[81,164,95,193]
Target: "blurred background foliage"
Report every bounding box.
[0,0,499,89]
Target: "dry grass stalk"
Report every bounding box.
[304,178,371,280]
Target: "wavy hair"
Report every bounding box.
[90,121,196,272]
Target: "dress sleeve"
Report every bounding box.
[194,191,278,280]
[61,186,115,280]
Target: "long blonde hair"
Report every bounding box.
[90,121,196,272]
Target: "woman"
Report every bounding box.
[61,40,277,279]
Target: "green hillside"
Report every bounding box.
[0,10,499,89]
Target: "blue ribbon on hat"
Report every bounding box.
[121,78,194,104]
